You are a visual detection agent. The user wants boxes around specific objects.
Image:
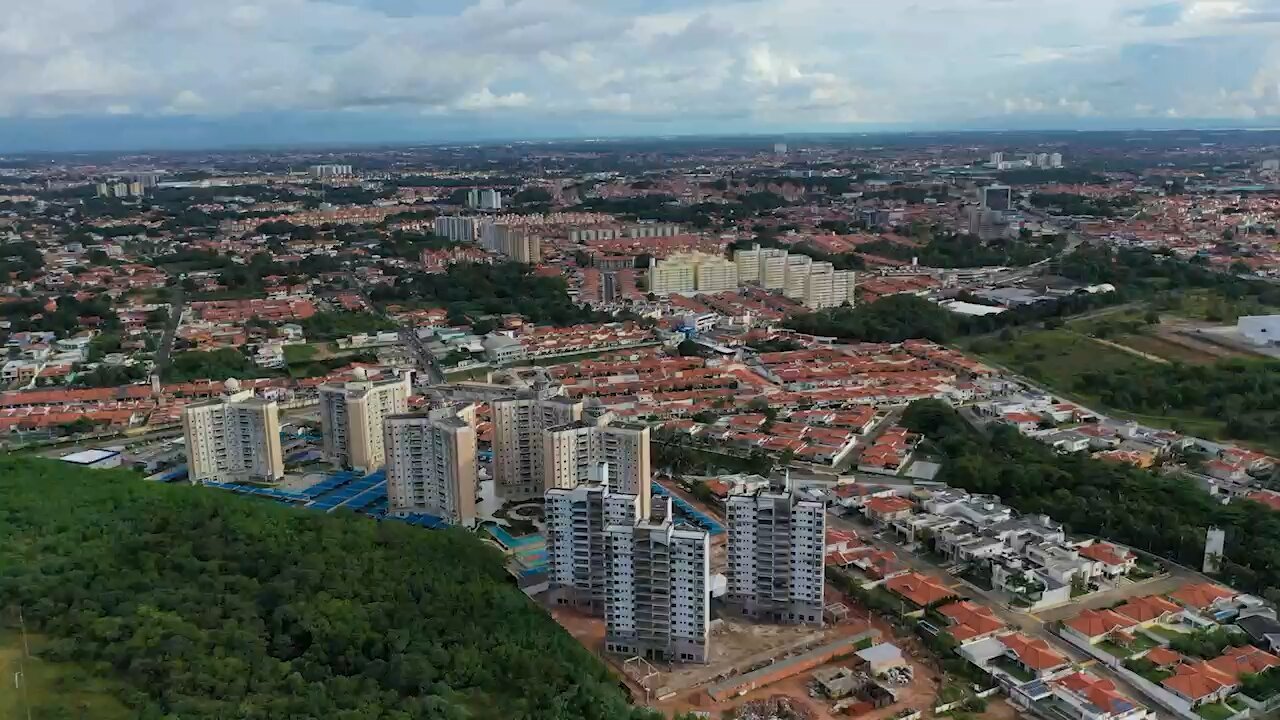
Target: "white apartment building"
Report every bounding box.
[727,485,826,625]
[735,245,762,283]
[648,252,739,295]
[492,395,584,500]
[433,215,481,243]
[318,369,411,472]
[759,248,789,290]
[802,262,857,309]
[482,224,541,263]
[545,479,642,612]
[625,223,681,238]
[385,404,479,527]
[606,497,710,663]
[183,379,284,483]
[467,188,503,211]
[309,164,353,178]
[783,254,812,300]
[544,411,652,514]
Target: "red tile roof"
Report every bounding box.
[1169,583,1235,611]
[1064,608,1135,638]
[938,601,1005,642]
[885,572,955,607]
[999,633,1068,671]
[1114,595,1181,623]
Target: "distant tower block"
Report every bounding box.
[1204,526,1225,574]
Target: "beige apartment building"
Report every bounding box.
[492,395,585,500]
[482,224,542,263]
[648,251,739,295]
[319,370,411,472]
[183,379,284,483]
[543,410,652,514]
[384,404,479,527]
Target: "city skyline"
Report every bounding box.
[3,0,1280,151]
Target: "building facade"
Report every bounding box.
[318,370,411,472]
[648,252,739,295]
[491,395,584,500]
[384,404,479,527]
[726,485,826,625]
[433,215,481,243]
[605,498,710,663]
[544,411,652,514]
[545,481,641,612]
[183,379,284,483]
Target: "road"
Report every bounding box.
[827,511,1185,718]
[344,273,445,385]
[152,288,186,375]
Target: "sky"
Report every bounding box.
[2,0,1279,150]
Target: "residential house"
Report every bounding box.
[1063,608,1137,644]
[997,633,1072,679]
[937,601,1006,643]
[884,572,956,610]
[862,495,915,526]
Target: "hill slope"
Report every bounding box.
[0,458,642,720]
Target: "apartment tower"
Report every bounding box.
[544,409,652,514]
[318,369,411,472]
[491,395,584,500]
[384,404,479,527]
[726,482,826,625]
[544,474,642,612]
[182,378,284,483]
[605,497,710,663]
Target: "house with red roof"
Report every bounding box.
[1043,671,1148,720]
[1078,542,1137,578]
[1169,583,1236,614]
[1114,595,1182,627]
[861,495,915,526]
[1063,608,1137,644]
[938,601,1006,643]
[997,633,1071,679]
[884,572,956,609]
[1162,661,1237,706]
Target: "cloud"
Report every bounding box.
[0,0,1276,144]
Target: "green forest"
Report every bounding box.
[900,401,1280,600]
[859,233,1061,268]
[0,458,646,720]
[373,262,609,326]
[1078,358,1280,445]
[783,292,1119,343]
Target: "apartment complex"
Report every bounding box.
[491,395,584,500]
[433,215,481,243]
[545,480,642,612]
[733,245,856,308]
[648,251,739,295]
[606,497,711,663]
[482,224,542,263]
[727,484,826,624]
[318,370,411,472]
[182,378,284,483]
[544,409,652,513]
[384,404,479,527]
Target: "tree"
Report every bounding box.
[677,338,701,357]
[0,456,650,720]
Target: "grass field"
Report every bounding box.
[968,329,1235,439]
[971,329,1147,393]
[1110,332,1220,365]
[0,630,131,719]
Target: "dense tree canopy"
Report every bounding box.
[860,233,1061,268]
[373,262,608,326]
[1079,359,1280,444]
[0,458,645,720]
[900,400,1280,598]
[301,311,398,341]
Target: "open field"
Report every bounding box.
[0,630,132,719]
[967,329,1238,441]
